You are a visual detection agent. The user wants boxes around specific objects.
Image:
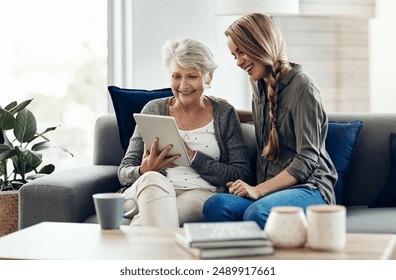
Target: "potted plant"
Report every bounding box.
[0,99,72,236]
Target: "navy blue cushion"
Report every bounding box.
[108,86,173,151]
[369,133,396,207]
[326,120,364,205]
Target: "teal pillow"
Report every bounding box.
[326,121,364,204]
[108,86,173,151]
[369,133,396,207]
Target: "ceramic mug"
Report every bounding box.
[306,204,346,250]
[264,206,308,248]
[93,193,138,230]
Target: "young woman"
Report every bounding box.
[203,13,337,229]
[118,38,251,227]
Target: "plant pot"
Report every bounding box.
[0,190,19,237]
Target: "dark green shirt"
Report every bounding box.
[250,63,337,204]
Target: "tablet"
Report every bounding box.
[133,113,191,166]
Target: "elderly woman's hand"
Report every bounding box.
[139,137,179,174]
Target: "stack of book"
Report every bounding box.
[175,221,274,259]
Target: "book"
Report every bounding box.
[175,232,274,259]
[186,238,273,249]
[183,221,271,248]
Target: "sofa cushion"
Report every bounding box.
[108,86,173,151]
[346,206,396,233]
[369,133,396,208]
[326,121,364,205]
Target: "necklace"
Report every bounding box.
[171,98,206,141]
[181,114,200,141]
[175,108,202,141]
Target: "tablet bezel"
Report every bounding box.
[133,113,191,166]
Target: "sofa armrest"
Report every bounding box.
[94,114,125,165]
[19,165,120,229]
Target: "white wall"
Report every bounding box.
[213,15,252,110]
[129,0,251,110]
[121,0,396,113]
[277,16,371,112]
[131,0,215,89]
[370,0,396,112]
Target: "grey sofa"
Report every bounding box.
[19,113,396,233]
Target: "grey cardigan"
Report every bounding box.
[251,63,337,204]
[118,95,252,191]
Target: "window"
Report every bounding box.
[0,0,107,172]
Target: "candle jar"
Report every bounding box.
[264,206,307,248]
[306,205,346,250]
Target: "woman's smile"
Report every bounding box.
[178,89,197,95]
[244,64,254,74]
[226,36,265,81]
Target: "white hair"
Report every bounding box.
[162,38,217,82]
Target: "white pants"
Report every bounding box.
[123,171,216,227]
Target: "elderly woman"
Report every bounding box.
[118,38,251,227]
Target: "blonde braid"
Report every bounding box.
[225,13,289,160]
[262,61,286,161]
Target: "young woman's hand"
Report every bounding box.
[226,180,260,200]
[139,137,179,174]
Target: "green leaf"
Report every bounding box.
[14,109,37,143]
[0,108,16,130]
[41,126,57,134]
[26,173,47,180]
[9,180,23,190]
[26,126,58,143]
[1,131,12,147]
[9,99,33,115]
[4,101,17,111]
[0,144,17,161]
[12,147,42,179]
[38,164,55,174]
[31,140,74,157]
[0,162,4,177]
[24,149,43,168]
[0,144,12,151]
[31,141,52,151]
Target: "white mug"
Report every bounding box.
[93,193,138,230]
[307,204,346,250]
[264,206,307,248]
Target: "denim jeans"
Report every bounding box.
[203,188,327,229]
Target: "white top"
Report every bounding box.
[166,120,219,190]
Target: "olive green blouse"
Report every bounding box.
[250,63,337,204]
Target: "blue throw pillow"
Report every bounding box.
[369,133,396,207]
[326,120,364,205]
[108,86,173,151]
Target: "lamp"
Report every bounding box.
[214,0,299,16]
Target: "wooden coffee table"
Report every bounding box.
[0,222,394,260]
